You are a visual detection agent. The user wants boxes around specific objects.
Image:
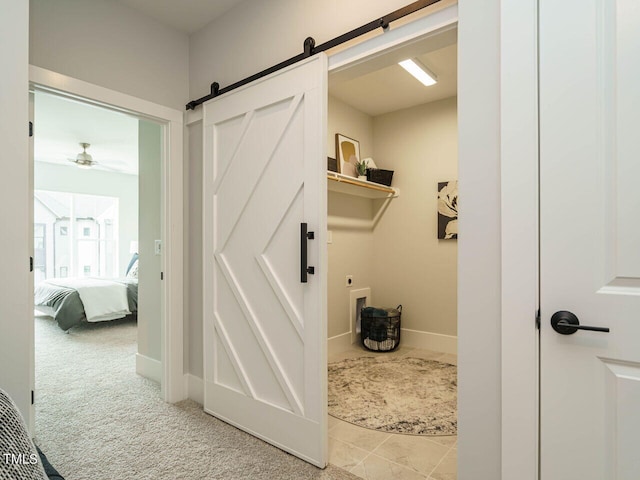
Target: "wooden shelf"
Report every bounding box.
[327,172,398,199]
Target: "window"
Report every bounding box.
[34,223,47,285]
[34,191,119,279]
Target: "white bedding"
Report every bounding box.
[46,277,131,322]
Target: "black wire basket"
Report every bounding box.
[366,168,394,186]
[360,305,402,352]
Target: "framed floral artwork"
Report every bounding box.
[438,180,458,239]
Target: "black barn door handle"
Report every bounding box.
[301,223,315,283]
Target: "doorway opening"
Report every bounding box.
[31,88,165,453]
[28,66,185,415]
[326,21,458,479]
[27,68,184,452]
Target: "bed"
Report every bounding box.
[35,277,138,331]
[34,254,139,331]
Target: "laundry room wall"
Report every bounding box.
[327,95,375,340]
[372,96,458,349]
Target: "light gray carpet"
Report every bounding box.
[34,317,357,480]
[328,356,457,436]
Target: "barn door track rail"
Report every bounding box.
[186,0,442,110]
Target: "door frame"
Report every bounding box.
[28,65,185,404]
[497,1,538,478]
[328,1,540,478]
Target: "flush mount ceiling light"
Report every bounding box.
[68,142,98,169]
[398,59,437,87]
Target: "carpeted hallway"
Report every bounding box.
[34,316,357,480]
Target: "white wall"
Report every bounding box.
[327,194,376,339]
[327,96,375,339]
[189,0,424,102]
[327,95,374,161]
[29,0,189,111]
[458,0,502,478]
[34,162,138,277]
[0,0,30,424]
[326,95,458,346]
[138,120,162,362]
[372,97,458,337]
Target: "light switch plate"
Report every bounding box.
[154,240,162,256]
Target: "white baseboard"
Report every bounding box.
[328,332,353,357]
[329,329,457,356]
[400,328,457,354]
[184,374,204,405]
[136,353,161,383]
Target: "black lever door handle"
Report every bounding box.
[551,311,610,335]
[300,223,315,283]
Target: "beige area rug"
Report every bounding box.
[35,317,357,480]
[328,356,457,436]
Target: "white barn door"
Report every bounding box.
[202,55,328,467]
[540,1,640,478]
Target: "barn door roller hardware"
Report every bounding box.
[186,0,442,110]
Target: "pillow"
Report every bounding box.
[126,259,139,279]
[0,388,48,480]
[125,253,139,276]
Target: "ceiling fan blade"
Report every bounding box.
[67,157,98,167]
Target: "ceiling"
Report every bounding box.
[34,91,139,175]
[329,27,457,117]
[116,0,246,34]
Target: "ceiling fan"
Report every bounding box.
[68,142,98,169]
[66,142,134,173]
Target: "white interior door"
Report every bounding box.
[202,55,328,467]
[540,1,640,479]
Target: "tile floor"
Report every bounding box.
[328,345,457,480]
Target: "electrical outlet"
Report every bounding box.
[346,275,353,287]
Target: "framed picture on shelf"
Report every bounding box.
[335,133,360,177]
[327,156,338,172]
